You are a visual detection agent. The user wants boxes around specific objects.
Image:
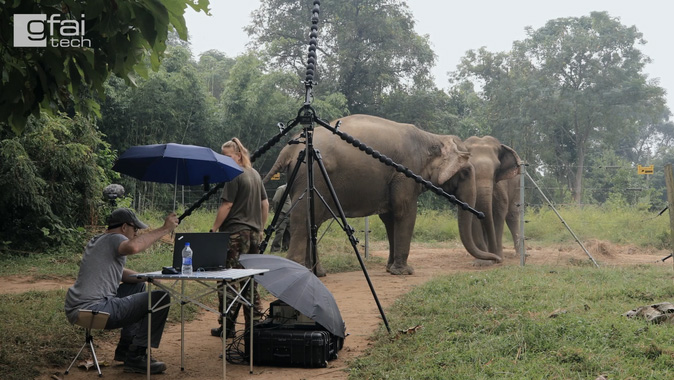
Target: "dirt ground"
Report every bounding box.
[2,240,670,380]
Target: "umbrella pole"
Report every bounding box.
[174,163,179,212]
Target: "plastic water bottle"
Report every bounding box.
[181,242,193,275]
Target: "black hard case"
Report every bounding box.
[246,327,334,368]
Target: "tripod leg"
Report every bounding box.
[260,150,306,253]
[311,149,391,332]
[305,133,320,275]
[65,340,88,374]
[87,333,103,377]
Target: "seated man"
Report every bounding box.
[64,208,178,374]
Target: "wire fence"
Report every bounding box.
[126,180,285,214]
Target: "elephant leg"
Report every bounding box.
[505,207,521,253]
[285,197,329,276]
[506,177,522,253]
[387,207,417,275]
[286,208,309,265]
[378,212,396,271]
[492,181,510,257]
[474,182,500,257]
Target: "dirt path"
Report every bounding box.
[5,241,666,380]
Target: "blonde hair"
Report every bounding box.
[222,137,252,169]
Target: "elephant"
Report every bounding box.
[501,175,523,255]
[263,114,501,276]
[463,136,521,264]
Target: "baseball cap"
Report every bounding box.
[107,208,149,230]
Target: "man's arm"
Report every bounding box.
[121,268,144,284]
[261,198,269,232]
[211,201,233,232]
[118,213,178,256]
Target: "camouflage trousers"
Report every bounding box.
[217,230,263,330]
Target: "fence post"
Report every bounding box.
[665,164,674,269]
[364,216,369,259]
[519,163,527,266]
[526,172,599,267]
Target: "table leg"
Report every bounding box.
[250,277,254,374]
[222,280,227,380]
[147,280,152,380]
[180,279,185,371]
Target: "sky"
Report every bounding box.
[184,1,674,113]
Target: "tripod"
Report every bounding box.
[180,0,484,334]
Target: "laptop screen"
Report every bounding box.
[172,232,229,271]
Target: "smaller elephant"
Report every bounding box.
[464,136,521,264]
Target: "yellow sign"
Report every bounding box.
[638,165,654,175]
[271,173,281,181]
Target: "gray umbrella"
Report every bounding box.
[239,254,345,338]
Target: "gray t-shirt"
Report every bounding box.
[64,233,127,323]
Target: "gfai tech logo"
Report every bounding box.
[13,13,91,48]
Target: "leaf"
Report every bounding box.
[78,359,95,371]
[549,308,568,318]
[399,324,423,334]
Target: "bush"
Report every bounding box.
[0,113,115,253]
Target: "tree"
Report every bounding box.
[99,45,218,153]
[196,50,236,100]
[216,53,304,172]
[452,12,670,204]
[0,0,210,135]
[246,0,436,114]
[0,113,114,251]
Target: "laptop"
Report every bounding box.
[172,232,229,271]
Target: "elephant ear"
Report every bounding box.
[432,139,471,185]
[495,144,521,182]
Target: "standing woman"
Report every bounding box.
[210,138,269,338]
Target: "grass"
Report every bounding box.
[524,205,670,249]
[349,264,674,379]
[0,206,671,379]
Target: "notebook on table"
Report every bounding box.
[172,232,229,271]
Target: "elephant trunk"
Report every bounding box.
[454,171,502,263]
[457,208,503,263]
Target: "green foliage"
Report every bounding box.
[0,206,670,378]
[377,88,461,135]
[411,209,459,243]
[523,204,669,247]
[0,285,201,380]
[0,0,211,135]
[0,113,112,252]
[99,45,219,153]
[350,265,674,379]
[247,0,436,114]
[216,53,306,172]
[196,49,236,99]
[0,289,95,379]
[451,11,670,205]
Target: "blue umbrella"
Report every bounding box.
[112,143,243,186]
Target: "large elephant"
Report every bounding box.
[463,136,521,264]
[263,114,497,275]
